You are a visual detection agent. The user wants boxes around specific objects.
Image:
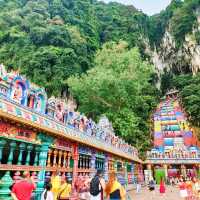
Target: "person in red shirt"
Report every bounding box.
[11,171,36,200]
[178,178,188,200]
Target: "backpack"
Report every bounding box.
[90,176,101,196]
[149,180,155,189]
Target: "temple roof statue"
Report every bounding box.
[98,115,115,135]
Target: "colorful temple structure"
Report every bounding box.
[0,64,143,199]
[145,90,200,183]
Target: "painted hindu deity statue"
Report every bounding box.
[35,97,41,112]
[55,104,64,122]
[27,95,35,108]
[13,84,23,104]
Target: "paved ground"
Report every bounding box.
[128,185,180,200]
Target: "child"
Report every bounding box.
[41,183,54,200]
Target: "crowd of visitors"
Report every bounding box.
[177,177,200,200]
[9,170,127,200]
[146,176,200,200]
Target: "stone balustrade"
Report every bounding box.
[0,96,141,162]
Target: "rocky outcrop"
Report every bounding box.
[150,9,200,75]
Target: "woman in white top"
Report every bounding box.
[41,183,54,200]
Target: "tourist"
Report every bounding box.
[11,171,36,200]
[148,178,155,192]
[41,183,54,200]
[79,175,91,200]
[159,178,166,195]
[51,171,61,200]
[185,177,193,200]
[90,169,105,200]
[193,178,200,199]
[178,179,188,199]
[105,172,126,200]
[136,177,141,194]
[148,177,155,200]
[57,177,71,200]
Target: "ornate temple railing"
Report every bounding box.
[146,158,200,164]
[0,96,141,163]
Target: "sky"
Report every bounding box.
[101,0,172,15]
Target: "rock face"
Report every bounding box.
[151,14,200,76]
[152,31,200,74]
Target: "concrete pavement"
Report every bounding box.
[128,185,180,200]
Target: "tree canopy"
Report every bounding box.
[161,72,200,127]
[0,0,150,96]
[68,41,159,157]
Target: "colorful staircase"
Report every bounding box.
[149,97,200,159]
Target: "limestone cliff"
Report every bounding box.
[150,6,200,76]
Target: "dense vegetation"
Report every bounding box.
[149,0,200,47]
[68,41,159,157]
[0,0,200,156]
[148,0,183,47]
[0,0,149,95]
[0,0,155,156]
[161,71,200,127]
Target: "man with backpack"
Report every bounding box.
[90,169,105,200]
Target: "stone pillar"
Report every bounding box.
[100,158,102,169]
[71,143,79,199]
[96,157,99,169]
[125,162,128,186]
[82,155,85,169]
[0,171,13,200]
[26,144,33,165]
[88,156,91,169]
[139,164,144,183]
[47,149,52,167]
[131,162,134,184]
[35,133,53,200]
[7,141,17,164]
[163,164,168,179]
[80,155,83,168]
[114,159,118,173]
[34,146,40,166]
[104,154,109,181]
[85,156,88,169]
[0,140,6,163]
[90,151,96,174]
[53,149,58,167]
[17,143,26,165]
[58,150,63,168]
[35,143,50,199]
[63,151,67,168]
[67,152,71,168]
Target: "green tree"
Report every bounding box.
[68,41,159,157]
